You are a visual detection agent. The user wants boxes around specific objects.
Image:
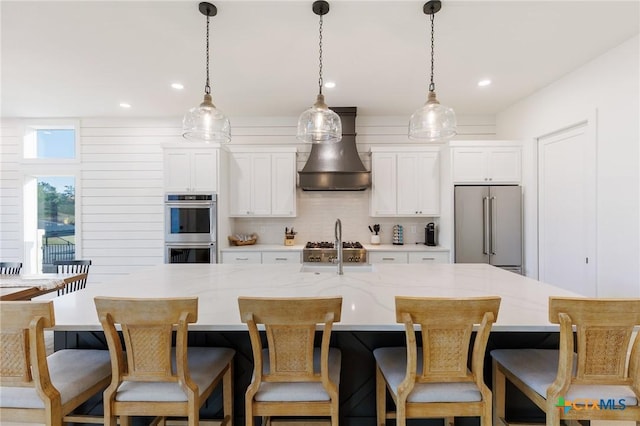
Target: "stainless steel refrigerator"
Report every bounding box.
[454,185,522,274]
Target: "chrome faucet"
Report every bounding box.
[334,218,343,275]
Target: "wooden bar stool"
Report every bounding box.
[94,296,235,426]
[374,296,501,426]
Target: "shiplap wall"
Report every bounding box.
[0,114,495,284]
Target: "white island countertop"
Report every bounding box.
[52,263,580,332]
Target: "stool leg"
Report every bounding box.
[492,359,506,425]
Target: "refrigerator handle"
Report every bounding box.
[483,196,490,255]
[490,196,497,255]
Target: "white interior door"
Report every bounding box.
[538,122,596,296]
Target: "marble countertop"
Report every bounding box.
[221,244,305,252]
[52,263,580,332]
[221,244,449,252]
[364,244,449,252]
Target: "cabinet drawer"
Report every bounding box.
[221,252,261,264]
[369,252,408,264]
[408,251,450,264]
[262,252,301,264]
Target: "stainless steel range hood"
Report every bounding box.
[298,107,371,191]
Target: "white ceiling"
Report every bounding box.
[1,1,638,119]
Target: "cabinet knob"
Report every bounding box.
[489,178,493,181]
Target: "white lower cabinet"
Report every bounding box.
[221,250,301,264]
[221,252,261,264]
[408,251,450,264]
[262,251,301,264]
[368,252,408,264]
[369,250,450,264]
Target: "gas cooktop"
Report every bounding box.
[303,241,367,263]
[304,241,364,249]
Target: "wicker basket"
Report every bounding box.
[228,235,258,246]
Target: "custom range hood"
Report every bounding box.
[299,107,371,191]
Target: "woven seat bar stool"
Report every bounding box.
[374,296,501,426]
[0,300,111,426]
[238,296,343,426]
[491,296,640,426]
[95,296,235,426]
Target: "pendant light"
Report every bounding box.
[296,1,342,144]
[183,2,231,143]
[408,0,456,142]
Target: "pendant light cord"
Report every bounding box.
[429,12,435,92]
[205,14,211,95]
[318,13,324,95]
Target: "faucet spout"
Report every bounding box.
[335,218,343,275]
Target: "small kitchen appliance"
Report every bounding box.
[425,222,437,246]
[303,241,367,264]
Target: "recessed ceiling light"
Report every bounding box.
[119,103,131,109]
[171,83,184,90]
[324,81,336,89]
[478,79,492,87]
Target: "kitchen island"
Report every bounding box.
[53,263,580,425]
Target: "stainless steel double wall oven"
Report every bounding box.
[164,193,217,263]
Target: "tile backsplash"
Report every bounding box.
[231,189,439,247]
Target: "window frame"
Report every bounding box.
[22,119,80,164]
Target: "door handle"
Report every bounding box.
[490,196,497,255]
[482,197,490,255]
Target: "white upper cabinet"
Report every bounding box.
[370,147,440,217]
[228,147,296,217]
[164,147,218,192]
[451,141,522,184]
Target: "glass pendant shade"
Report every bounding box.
[183,93,231,143]
[409,91,457,142]
[297,94,342,144]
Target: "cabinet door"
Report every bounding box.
[164,148,218,192]
[396,154,420,215]
[262,251,301,264]
[221,251,261,264]
[394,152,439,216]
[191,150,218,191]
[229,153,253,216]
[408,251,450,264]
[251,153,272,216]
[164,150,192,191]
[370,153,397,216]
[271,153,296,216]
[416,152,440,215]
[487,148,521,183]
[368,252,408,264]
[452,148,488,183]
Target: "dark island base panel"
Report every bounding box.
[55,330,559,426]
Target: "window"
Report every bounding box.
[22,119,81,273]
[23,121,79,161]
[38,176,76,272]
